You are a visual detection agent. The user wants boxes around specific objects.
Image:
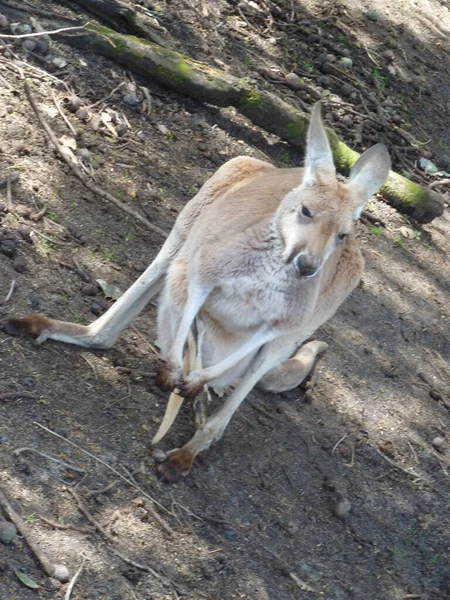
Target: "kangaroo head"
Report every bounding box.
[276,102,391,278]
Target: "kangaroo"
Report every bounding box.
[1,103,390,481]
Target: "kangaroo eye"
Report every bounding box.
[338,233,348,241]
[302,205,312,218]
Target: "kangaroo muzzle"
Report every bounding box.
[293,254,319,278]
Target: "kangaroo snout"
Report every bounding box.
[293,254,319,278]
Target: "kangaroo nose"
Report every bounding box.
[294,255,318,278]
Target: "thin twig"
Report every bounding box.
[331,432,349,455]
[67,488,115,542]
[12,446,85,473]
[30,227,72,246]
[0,487,69,580]
[6,174,13,211]
[375,447,425,481]
[5,279,15,302]
[24,80,168,238]
[65,556,86,600]
[33,421,174,516]
[80,353,98,380]
[39,514,95,534]
[0,23,89,39]
[52,90,77,136]
[0,391,39,400]
[86,81,126,109]
[109,547,167,582]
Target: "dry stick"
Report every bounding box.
[143,499,174,536]
[86,80,126,109]
[12,446,85,473]
[5,279,15,302]
[0,487,70,581]
[24,81,168,238]
[80,352,98,380]
[65,556,86,600]
[0,23,90,39]
[0,391,39,400]
[33,421,174,516]
[39,514,95,534]
[67,488,172,587]
[6,173,13,211]
[67,488,115,542]
[52,90,77,136]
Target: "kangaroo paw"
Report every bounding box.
[0,315,50,338]
[158,447,195,482]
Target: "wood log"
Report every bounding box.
[54,23,443,223]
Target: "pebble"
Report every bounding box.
[67,94,82,113]
[23,376,35,389]
[18,225,31,241]
[21,39,36,53]
[90,299,109,315]
[35,39,49,54]
[340,83,353,97]
[320,62,334,74]
[223,529,237,540]
[52,564,70,583]
[14,204,32,217]
[391,114,402,125]
[81,283,99,297]
[382,49,395,62]
[339,57,353,69]
[341,115,354,128]
[51,56,68,70]
[432,436,446,451]
[333,498,351,519]
[285,72,303,90]
[12,23,32,34]
[283,520,299,535]
[12,255,27,273]
[79,148,92,162]
[438,154,450,169]
[340,48,351,57]
[0,239,17,258]
[75,107,88,122]
[123,93,140,107]
[0,521,17,544]
[0,15,8,28]
[27,292,40,309]
[365,9,379,22]
[326,53,336,63]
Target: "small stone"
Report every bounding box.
[123,93,140,107]
[21,39,36,52]
[52,564,70,583]
[81,283,99,297]
[326,53,336,63]
[391,114,402,125]
[283,520,299,535]
[223,529,237,540]
[46,578,62,591]
[0,15,9,29]
[79,148,92,162]
[366,9,379,22]
[333,498,351,519]
[136,130,146,142]
[339,57,353,69]
[340,83,353,97]
[11,140,27,154]
[340,47,351,57]
[12,255,27,273]
[11,23,32,34]
[34,38,49,54]
[285,72,304,91]
[320,62,334,74]
[0,521,17,543]
[67,94,82,113]
[0,239,17,258]
[75,107,88,122]
[52,56,67,70]
[382,49,395,62]
[91,300,105,315]
[27,292,40,309]
[432,436,446,451]
[341,115,354,128]
[18,226,31,241]
[23,376,35,389]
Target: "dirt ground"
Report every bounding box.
[0,0,449,598]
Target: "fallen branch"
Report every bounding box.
[24,80,168,238]
[0,487,71,582]
[56,24,445,223]
[12,446,85,473]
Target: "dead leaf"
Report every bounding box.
[96,279,123,300]
[14,569,40,589]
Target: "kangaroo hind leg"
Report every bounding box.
[258,340,328,393]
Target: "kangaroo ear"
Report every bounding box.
[349,144,391,218]
[303,102,335,184]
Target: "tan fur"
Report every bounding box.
[0,103,391,481]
